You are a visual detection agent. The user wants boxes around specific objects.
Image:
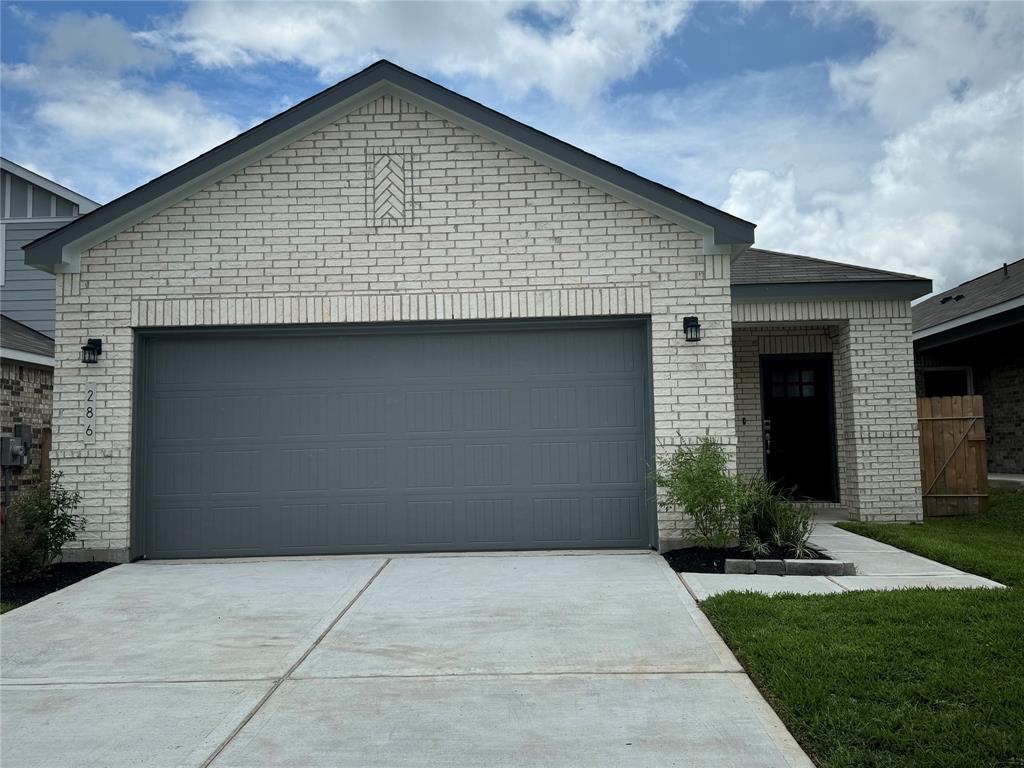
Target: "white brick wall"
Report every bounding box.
[732,299,923,522]
[53,95,736,558]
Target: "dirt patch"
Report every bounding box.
[1,562,119,610]
[663,546,830,573]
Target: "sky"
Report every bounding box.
[2,1,1022,294]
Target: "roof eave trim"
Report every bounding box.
[732,279,933,302]
[0,157,99,213]
[913,294,1024,341]
[0,347,55,368]
[23,62,754,273]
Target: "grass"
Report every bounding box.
[838,489,1024,586]
[0,602,16,615]
[702,488,1024,768]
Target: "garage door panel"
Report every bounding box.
[588,384,642,428]
[462,389,512,431]
[202,504,263,552]
[405,445,455,488]
[591,440,643,484]
[207,394,263,439]
[209,450,262,494]
[405,390,454,433]
[531,497,583,543]
[139,321,652,557]
[151,452,202,496]
[333,391,388,435]
[152,396,203,440]
[280,449,329,492]
[336,447,388,490]
[336,502,390,546]
[463,443,512,487]
[464,499,516,544]
[530,442,581,485]
[591,496,645,541]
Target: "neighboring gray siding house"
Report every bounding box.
[914,259,1024,474]
[23,61,930,563]
[1,158,96,496]
[1,157,98,337]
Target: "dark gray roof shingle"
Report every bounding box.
[731,248,925,285]
[1,314,55,360]
[913,258,1024,332]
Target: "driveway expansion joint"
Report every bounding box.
[199,557,392,768]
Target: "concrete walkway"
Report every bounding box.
[1,553,813,768]
[681,516,1004,600]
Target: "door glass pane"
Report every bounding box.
[787,384,800,397]
[772,384,785,397]
[786,370,799,383]
[801,370,814,383]
[802,384,815,397]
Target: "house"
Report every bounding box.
[913,259,1023,475]
[1,157,97,495]
[22,61,931,563]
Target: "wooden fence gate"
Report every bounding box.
[917,396,988,517]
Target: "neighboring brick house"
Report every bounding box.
[1,158,97,498]
[22,61,931,563]
[913,259,1024,475]
[1,316,55,495]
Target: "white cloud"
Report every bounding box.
[724,74,1023,290]
[1,13,241,201]
[147,0,691,102]
[721,2,1024,292]
[827,3,1023,131]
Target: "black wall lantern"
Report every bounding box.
[81,339,103,364]
[683,316,701,343]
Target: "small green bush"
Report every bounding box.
[654,437,738,548]
[1,472,83,583]
[735,475,814,558]
[655,438,815,555]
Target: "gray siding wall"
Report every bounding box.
[2,222,61,337]
[1,168,84,338]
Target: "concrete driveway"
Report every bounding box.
[1,553,811,767]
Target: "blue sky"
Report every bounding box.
[2,1,1021,291]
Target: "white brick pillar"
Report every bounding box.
[835,317,923,522]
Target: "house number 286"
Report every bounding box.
[84,383,97,444]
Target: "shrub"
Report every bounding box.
[1,472,83,583]
[735,475,814,558]
[654,439,816,557]
[654,437,737,548]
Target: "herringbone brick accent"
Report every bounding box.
[371,152,409,226]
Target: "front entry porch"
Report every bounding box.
[732,300,923,523]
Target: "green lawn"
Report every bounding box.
[0,602,15,615]
[838,489,1024,586]
[702,489,1024,768]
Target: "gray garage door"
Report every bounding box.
[136,320,652,558]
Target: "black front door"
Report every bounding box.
[760,355,838,501]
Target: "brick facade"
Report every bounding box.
[733,299,923,523]
[1,359,53,498]
[52,94,735,559]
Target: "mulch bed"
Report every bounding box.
[1,562,118,610]
[663,546,829,573]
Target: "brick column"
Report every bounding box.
[835,316,923,522]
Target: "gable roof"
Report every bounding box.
[1,157,99,214]
[23,60,755,273]
[913,258,1024,339]
[731,248,931,301]
[0,313,55,365]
